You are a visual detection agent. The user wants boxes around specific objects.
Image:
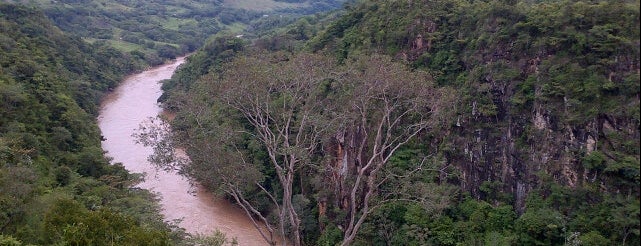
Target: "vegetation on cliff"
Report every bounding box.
[158,0,639,245]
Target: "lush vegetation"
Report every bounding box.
[0,4,180,244]
[305,1,640,244]
[0,0,637,244]
[1,1,347,245]
[6,0,345,66]
[157,0,639,245]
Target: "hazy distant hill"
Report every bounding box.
[4,0,345,65]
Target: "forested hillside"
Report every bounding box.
[1,1,348,245]
[157,0,640,245]
[6,0,345,65]
[0,4,179,245]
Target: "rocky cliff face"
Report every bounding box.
[313,0,640,211]
[455,96,639,212]
[450,49,639,211]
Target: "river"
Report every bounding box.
[97,57,268,245]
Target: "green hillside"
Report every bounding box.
[0,1,347,245]
[6,0,345,65]
[0,4,178,245]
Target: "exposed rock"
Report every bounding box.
[586,135,596,154]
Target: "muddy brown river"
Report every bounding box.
[98,57,268,245]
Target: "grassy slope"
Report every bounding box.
[7,0,340,60]
[223,0,309,11]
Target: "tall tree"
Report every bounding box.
[139,52,453,245]
[213,52,335,246]
[324,55,453,245]
[139,52,336,246]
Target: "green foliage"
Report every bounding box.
[11,0,345,66]
[307,0,639,126]
[160,35,245,103]
[43,199,170,245]
[522,183,640,245]
[316,224,343,246]
[0,0,348,245]
[23,0,223,62]
[0,4,185,245]
[582,151,607,171]
[578,231,610,246]
[345,198,518,245]
[184,231,238,246]
[515,208,566,245]
[604,155,640,182]
[0,234,22,246]
[155,0,639,245]
[301,1,639,243]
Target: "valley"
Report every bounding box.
[0,0,638,245]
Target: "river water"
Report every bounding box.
[97,57,268,245]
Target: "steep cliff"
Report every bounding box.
[310,0,640,210]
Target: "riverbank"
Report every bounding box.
[98,57,269,245]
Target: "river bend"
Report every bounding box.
[98,57,267,245]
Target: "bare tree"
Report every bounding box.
[321,55,452,246]
[137,52,453,246]
[218,53,337,246]
[138,52,337,246]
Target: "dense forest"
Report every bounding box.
[154,0,640,245]
[0,1,343,245]
[0,4,179,245]
[0,0,639,245]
